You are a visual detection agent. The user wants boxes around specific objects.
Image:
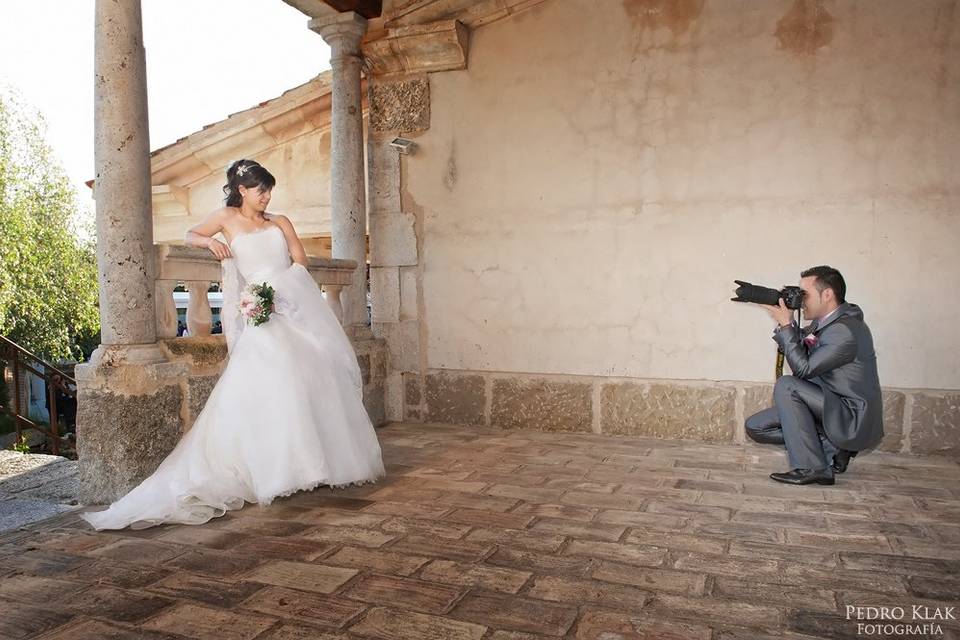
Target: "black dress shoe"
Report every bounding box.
[770,468,835,485]
[832,450,858,474]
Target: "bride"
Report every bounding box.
[81,159,385,530]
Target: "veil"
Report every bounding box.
[220,258,246,354]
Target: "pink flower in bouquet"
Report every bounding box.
[240,283,277,326]
[240,290,256,311]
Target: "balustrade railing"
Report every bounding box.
[154,245,357,338]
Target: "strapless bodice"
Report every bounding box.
[229,225,291,283]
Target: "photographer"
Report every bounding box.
[744,266,883,485]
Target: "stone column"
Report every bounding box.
[77,0,189,504]
[366,77,430,423]
[311,12,370,332]
[91,0,160,362]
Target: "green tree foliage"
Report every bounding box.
[0,91,100,361]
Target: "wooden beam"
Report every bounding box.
[321,0,382,19]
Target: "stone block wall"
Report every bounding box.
[403,369,959,458]
[353,336,391,428]
[160,336,390,432]
[367,75,431,423]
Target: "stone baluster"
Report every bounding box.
[155,280,178,339]
[323,284,345,324]
[185,281,213,337]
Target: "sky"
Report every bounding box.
[0,0,331,213]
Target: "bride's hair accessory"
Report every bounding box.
[223,160,274,208]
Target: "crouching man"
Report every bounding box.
[746,266,883,485]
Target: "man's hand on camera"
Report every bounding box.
[762,299,793,328]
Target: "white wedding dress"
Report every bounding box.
[81,225,385,530]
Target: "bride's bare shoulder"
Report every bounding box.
[266,213,294,229]
[212,206,239,220]
[188,207,233,236]
[198,206,235,226]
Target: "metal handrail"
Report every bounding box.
[0,335,77,456]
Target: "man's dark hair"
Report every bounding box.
[801,265,846,303]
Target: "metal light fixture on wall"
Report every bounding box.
[389,137,417,155]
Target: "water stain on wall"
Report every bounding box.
[443,140,458,191]
[931,0,956,94]
[622,0,705,36]
[775,0,836,55]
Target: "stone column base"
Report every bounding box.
[75,346,189,505]
[159,337,229,429]
[351,335,389,428]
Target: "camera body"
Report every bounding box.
[731,280,805,310]
[779,286,804,310]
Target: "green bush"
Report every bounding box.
[0,91,100,362]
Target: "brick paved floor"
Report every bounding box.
[0,422,957,640]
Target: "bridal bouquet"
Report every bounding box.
[239,283,276,326]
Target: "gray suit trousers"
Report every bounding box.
[745,375,838,472]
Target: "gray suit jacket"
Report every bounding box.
[773,303,884,450]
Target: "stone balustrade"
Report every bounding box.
[154,244,359,338]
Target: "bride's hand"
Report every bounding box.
[206,238,232,260]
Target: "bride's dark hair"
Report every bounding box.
[223,159,276,208]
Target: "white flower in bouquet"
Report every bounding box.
[239,283,276,326]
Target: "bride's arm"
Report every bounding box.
[186,209,232,260]
[271,214,309,267]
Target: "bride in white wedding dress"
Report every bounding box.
[81,159,385,530]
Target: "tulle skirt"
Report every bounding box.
[81,263,385,530]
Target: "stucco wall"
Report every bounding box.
[187,129,334,237]
[405,0,960,390]
[151,127,342,250]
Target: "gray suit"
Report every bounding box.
[746,303,884,471]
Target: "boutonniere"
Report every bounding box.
[803,334,819,348]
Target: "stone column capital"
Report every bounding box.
[309,12,367,52]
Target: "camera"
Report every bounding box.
[731,280,805,310]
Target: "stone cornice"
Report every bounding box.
[379,0,548,30]
[360,0,549,77]
[364,19,469,76]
